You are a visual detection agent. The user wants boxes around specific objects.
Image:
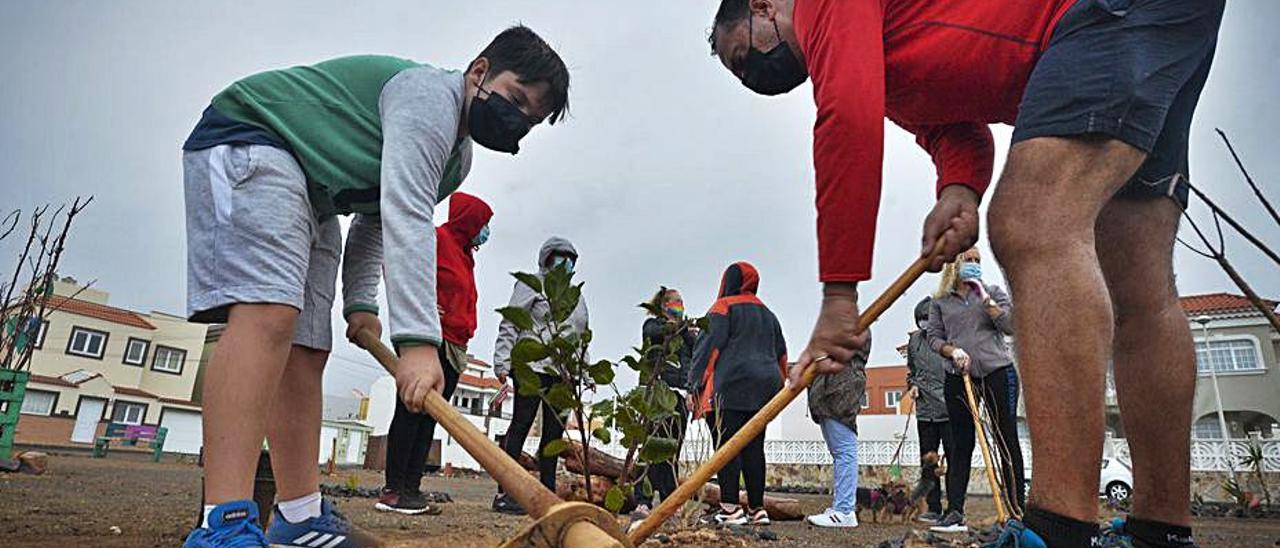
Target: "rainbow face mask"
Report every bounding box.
[664,300,685,319]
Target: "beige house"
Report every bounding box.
[13,278,208,454]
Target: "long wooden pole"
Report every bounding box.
[355,330,622,548]
[961,374,1010,523]
[629,250,936,543]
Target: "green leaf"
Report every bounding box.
[640,477,654,499]
[511,338,549,366]
[513,363,541,396]
[592,427,612,445]
[552,284,581,323]
[588,359,615,385]
[639,437,680,463]
[545,383,578,411]
[544,263,571,301]
[652,382,678,414]
[496,306,534,332]
[542,438,570,458]
[638,301,662,316]
[605,485,625,513]
[512,271,543,294]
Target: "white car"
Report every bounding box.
[1099,457,1134,504]
[1023,457,1134,504]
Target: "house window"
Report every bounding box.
[112,401,147,425]
[1193,416,1224,439]
[861,390,871,409]
[20,390,56,416]
[66,326,108,359]
[1195,339,1262,374]
[123,338,150,366]
[152,345,186,374]
[885,390,904,409]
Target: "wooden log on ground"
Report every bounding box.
[699,484,802,521]
[519,441,640,482]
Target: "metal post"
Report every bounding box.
[1195,315,1238,482]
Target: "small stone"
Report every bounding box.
[17,451,48,475]
[109,526,122,535]
[757,529,778,541]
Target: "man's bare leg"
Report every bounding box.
[267,345,329,502]
[203,304,298,504]
[1097,196,1194,526]
[988,136,1146,522]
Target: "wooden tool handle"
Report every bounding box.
[356,330,563,516]
[962,373,1011,522]
[629,245,940,543]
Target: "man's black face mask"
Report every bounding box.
[468,78,531,154]
[740,16,808,96]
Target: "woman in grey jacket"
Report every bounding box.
[491,236,589,514]
[927,247,1024,532]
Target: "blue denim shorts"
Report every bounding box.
[1012,0,1226,208]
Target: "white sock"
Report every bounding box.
[278,492,323,524]
[201,505,216,528]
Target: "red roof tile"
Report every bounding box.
[48,297,155,330]
[459,373,504,390]
[113,385,159,399]
[29,374,76,387]
[1179,293,1277,317]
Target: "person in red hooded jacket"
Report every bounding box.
[376,192,493,515]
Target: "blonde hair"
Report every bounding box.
[933,261,960,299]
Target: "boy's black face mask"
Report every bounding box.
[740,17,808,96]
[468,82,531,154]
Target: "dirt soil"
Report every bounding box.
[2,453,1279,547]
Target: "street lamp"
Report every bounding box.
[1194,315,1238,483]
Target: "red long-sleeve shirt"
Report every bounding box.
[794,0,1073,281]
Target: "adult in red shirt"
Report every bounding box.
[372,192,493,515]
[708,0,1223,545]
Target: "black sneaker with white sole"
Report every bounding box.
[491,493,526,515]
[930,509,967,533]
[917,511,943,524]
[705,505,747,526]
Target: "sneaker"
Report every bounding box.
[708,505,748,526]
[917,511,943,524]
[374,489,437,516]
[265,498,381,547]
[183,500,268,548]
[806,507,858,528]
[983,520,1047,548]
[749,507,770,526]
[491,493,526,515]
[930,510,967,533]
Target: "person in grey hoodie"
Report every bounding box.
[906,296,951,523]
[927,247,1023,532]
[491,236,589,514]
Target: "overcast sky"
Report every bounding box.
[2,1,1277,398]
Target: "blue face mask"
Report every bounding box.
[958,262,982,281]
[552,256,575,273]
[471,224,490,247]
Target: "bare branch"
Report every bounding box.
[1177,236,1216,259]
[1187,183,1280,269]
[1217,128,1280,228]
[0,210,19,242]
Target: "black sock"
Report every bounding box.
[1023,507,1101,547]
[1124,516,1195,547]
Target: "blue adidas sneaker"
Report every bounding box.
[265,498,381,547]
[183,500,268,548]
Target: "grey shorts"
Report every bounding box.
[183,144,340,351]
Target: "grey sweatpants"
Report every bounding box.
[183,144,340,351]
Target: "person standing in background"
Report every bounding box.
[927,247,1022,533]
[906,296,951,524]
[377,192,493,515]
[631,287,698,517]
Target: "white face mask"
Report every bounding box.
[551,255,575,273]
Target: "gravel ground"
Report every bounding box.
[2,453,1278,547]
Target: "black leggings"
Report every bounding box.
[500,372,565,492]
[943,366,1026,514]
[635,394,688,505]
[384,350,461,494]
[917,419,951,514]
[709,409,766,509]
